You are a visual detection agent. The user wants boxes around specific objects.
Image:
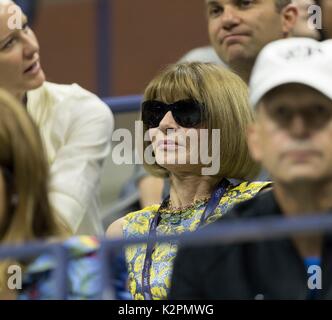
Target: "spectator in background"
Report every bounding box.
[178,1,319,69]
[170,38,332,300]
[0,1,114,235]
[107,62,271,300]
[206,0,298,83]
[179,1,319,66]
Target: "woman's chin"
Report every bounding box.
[25,72,46,91]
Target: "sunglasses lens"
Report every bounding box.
[142,101,166,128]
[142,99,203,128]
[173,100,203,127]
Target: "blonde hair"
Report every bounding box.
[0,89,69,292]
[141,62,259,179]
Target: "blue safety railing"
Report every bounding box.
[1,213,332,299]
[103,95,143,114]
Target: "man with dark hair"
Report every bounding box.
[170,38,332,300]
[205,0,297,83]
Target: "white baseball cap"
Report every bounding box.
[249,38,332,108]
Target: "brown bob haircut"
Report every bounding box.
[141,62,260,180]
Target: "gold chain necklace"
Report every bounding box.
[163,196,211,213]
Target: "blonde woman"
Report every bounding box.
[0,1,113,235]
[0,89,102,300]
[107,63,272,300]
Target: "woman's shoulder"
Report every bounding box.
[230,181,272,194]
[107,205,161,238]
[228,181,272,194]
[124,204,161,222]
[32,82,110,116]
[121,204,161,237]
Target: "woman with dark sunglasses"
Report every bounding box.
[107,62,271,300]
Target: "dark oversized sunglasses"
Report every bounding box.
[141,99,205,129]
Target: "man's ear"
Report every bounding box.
[281,4,299,37]
[246,122,263,163]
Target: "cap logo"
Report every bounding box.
[281,45,323,60]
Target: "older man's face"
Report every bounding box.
[205,0,297,69]
[247,84,332,185]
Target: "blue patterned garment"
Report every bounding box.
[17,236,130,300]
[123,181,272,300]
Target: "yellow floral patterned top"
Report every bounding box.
[123,181,271,300]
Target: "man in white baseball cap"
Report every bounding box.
[246,37,332,233]
[170,37,332,299]
[250,38,332,107]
